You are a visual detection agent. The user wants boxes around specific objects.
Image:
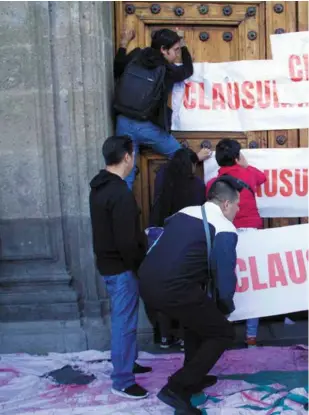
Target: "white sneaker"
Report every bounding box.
[111,383,149,399]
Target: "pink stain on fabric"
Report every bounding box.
[0,346,307,414]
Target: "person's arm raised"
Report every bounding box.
[114,27,139,78]
[168,30,194,82]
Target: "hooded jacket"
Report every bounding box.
[89,170,147,276]
[114,46,193,131]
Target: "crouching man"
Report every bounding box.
[138,176,243,414]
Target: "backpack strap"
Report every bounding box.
[221,174,255,196]
[201,206,216,302]
[201,206,211,270]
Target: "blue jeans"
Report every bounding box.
[116,115,181,189]
[246,318,259,338]
[103,271,139,390]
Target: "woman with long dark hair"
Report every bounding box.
[147,147,209,350]
[150,148,207,227]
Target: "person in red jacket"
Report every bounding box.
[206,138,266,347]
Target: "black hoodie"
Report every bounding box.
[89,170,147,276]
[114,46,193,131]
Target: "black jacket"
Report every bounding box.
[89,170,147,275]
[114,46,193,131]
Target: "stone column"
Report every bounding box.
[0,1,114,353]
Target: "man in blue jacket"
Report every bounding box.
[138,175,243,414]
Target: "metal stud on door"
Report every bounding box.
[276,135,287,145]
[246,7,256,17]
[199,32,209,42]
[273,3,284,13]
[223,32,233,42]
[198,4,209,15]
[248,31,257,41]
[174,6,184,16]
[150,4,161,14]
[180,139,190,149]
[222,5,232,16]
[125,4,135,14]
[249,141,259,149]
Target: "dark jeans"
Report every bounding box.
[162,297,234,394]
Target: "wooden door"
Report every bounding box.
[115,1,308,228]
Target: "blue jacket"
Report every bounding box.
[139,202,238,314]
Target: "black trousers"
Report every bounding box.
[162,296,235,394]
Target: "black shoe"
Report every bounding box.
[133,362,152,374]
[189,375,218,394]
[157,385,202,414]
[160,337,174,349]
[111,383,149,399]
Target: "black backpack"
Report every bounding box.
[114,57,166,121]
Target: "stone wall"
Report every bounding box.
[0,1,127,353]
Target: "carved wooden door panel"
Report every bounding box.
[115,2,307,228]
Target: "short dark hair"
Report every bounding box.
[216,138,241,167]
[208,175,243,203]
[102,135,133,166]
[151,29,181,51]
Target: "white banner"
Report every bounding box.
[204,148,308,218]
[229,224,308,321]
[271,31,309,104]
[172,32,309,131]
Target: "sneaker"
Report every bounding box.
[111,383,149,399]
[160,337,174,349]
[157,385,202,414]
[246,337,257,348]
[133,362,152,374]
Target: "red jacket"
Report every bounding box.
[206,164,267,229]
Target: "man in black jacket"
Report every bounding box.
[139,176,242,414]
[89,135,150,400]
[114,27,210,189]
